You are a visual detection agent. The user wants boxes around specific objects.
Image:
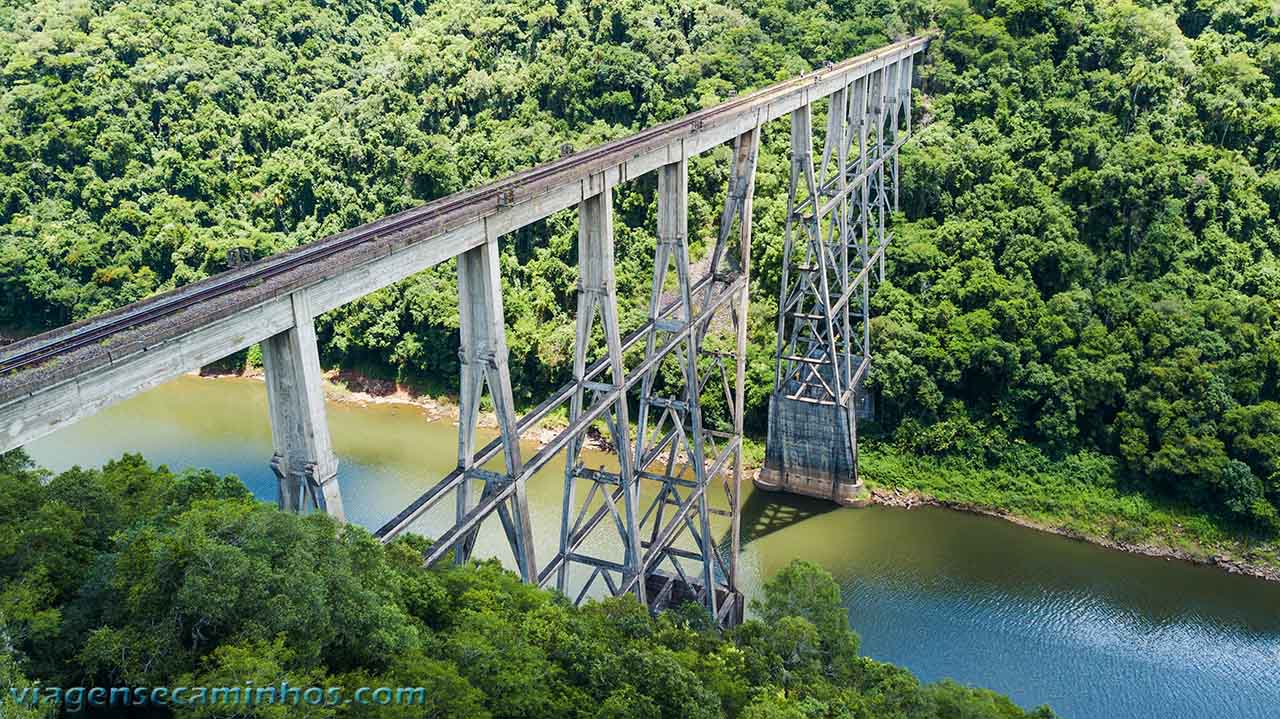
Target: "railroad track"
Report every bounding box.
[0,35,930,375]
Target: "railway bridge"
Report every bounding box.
[0,35,932,626]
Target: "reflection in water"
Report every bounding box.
[26,375,1280,719]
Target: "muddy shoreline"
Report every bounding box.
[195,367,612,451]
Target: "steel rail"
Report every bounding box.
[0,34,931,376]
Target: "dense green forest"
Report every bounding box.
[1,1,1278,544]
[886,0,1280,539]
[0,451,1053,717]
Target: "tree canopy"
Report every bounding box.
[0,451,1054,718]
[883,0,1280,529]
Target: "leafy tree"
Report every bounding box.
[0,453,1054,718]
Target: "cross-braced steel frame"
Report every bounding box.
[758,48,915,505]
[365,39,926,625]
[548,131,760,624]
[379,129,761,625]
[0,37,931,626]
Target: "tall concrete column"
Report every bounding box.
[555,176,644,601]
[454,233,537,582]
[261,290,345,520]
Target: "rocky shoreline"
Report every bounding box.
[868,486,1280,584]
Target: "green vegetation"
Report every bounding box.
[3,0,1277,714]
[0,1,1276,561]
[861,445,1278,570]
[0,450,1053,718]
[879,0,1280,553]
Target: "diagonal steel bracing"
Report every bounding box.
[352,41,920,625]
[0,32,931,627]
[371,45,923,623]
[759,48,918,505]
[375,128,761,626]
[555,174,645,602]
[453,237,538,581]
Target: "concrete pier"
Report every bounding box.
[261,291,345,520]
[757,395,866,506]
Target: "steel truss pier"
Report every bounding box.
[757,42,916,506]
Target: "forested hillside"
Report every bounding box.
[1,0,1277,536]
[0,452,1053,718]
[887,0,1280,538]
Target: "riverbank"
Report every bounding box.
[191,368,1280,584]
[26,370,1280,719]
[866,487,1280,583]
[860,449,1280,584]
[194,366,612,450]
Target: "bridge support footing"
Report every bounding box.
[645,572,744,627]
[757,394,868,506]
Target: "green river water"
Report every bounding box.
[25,374,1280,719]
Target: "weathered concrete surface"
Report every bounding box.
[262,292,345,520]
[757,394,866,506]
[453,237,537,581]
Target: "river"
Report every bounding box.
[24,375,1280,719]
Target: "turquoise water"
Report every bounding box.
[26,375,1280,719]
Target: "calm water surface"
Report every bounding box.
[26,375,1280,719]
